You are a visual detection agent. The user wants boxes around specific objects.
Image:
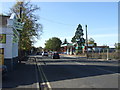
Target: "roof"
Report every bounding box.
[61,43,74,47]
[0,14,10,17]
[85,46,109,48]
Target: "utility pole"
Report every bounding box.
[107,47,109,60]
[19,3,22,63]
[20,7,22,18]
[19,2,22,18]
[86,25,88,59]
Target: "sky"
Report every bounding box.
[0,1,118,48]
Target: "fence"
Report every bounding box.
[87,50,120,60]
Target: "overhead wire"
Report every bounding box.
[39,16,76,27]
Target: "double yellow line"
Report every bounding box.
[35,57,52,90]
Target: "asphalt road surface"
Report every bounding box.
[35,55,119,89]
[2,55,119,89]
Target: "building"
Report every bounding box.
[61,43,75,55]
[83,45,109,53]
[61,42,109,55]
[0,14,19,71]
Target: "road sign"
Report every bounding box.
[12,34,19,43]
[13,29,19,38]
[13,18,23,31]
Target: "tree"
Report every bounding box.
[88,38,97,46]
[62,38,68,45]
[10,1,42,52]
[37,46,43,52]
[114,43,120,50]
[88,38,95,44]
[71,24,85,53]
[45,37,62,51]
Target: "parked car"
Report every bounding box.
[36,52,42,55]
[53,52,60,59]
[42,52,48,56]
[0,65,8,78]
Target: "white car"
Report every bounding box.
[42,52,48,56]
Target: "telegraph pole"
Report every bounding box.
[86,25,88,59]
[107,47,109,60]
[19,3,22,63]
[20,3,22,18]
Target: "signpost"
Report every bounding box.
[8,13,23,32]
[13,18,23,31]
[8,14,23,43]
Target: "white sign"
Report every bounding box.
[13,18,23,31]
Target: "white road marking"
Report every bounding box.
[41,82,52,89]
[75,62,87,65]
[95,67,118,74]
[46,82,52,89]
[34,62,40,90]
[36,82,40,90]
[74,60,118,74]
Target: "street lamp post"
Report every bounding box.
[86,25,88,59]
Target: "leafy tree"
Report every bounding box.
[10,1,42,52]
[88,38,95,44]
[37,46,43,52]
[114,43,120,50]
[71,24,85,53]
[62,38,68,45]
[88,37,97,46]
[71,36,76,43]
[45,37,62,51]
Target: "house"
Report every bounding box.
[0,14,19,71]
[83,45,109,53]
[61,43,75,55]
[61,41,109,55]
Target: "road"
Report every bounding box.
[35,55,119,89]
[2,55,119,89]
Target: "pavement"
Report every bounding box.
[2,60,39,89]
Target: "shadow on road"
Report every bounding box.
[2,57,119,88]
[2,62,38,88]
[39,60,119,82]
